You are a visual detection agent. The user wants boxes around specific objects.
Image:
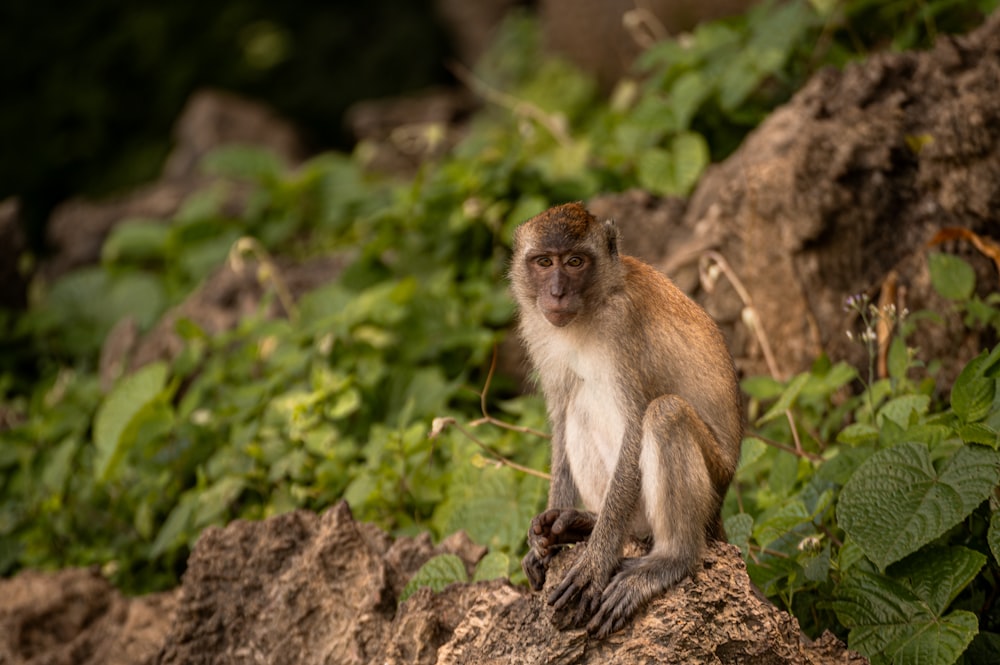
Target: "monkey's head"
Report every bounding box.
[511,202,622,328]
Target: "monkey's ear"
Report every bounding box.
[603,219,620,258]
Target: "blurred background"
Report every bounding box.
[0,0,769,251]
[0,0,454,247]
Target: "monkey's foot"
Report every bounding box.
[586,556,691,639]
[547,551,613,631]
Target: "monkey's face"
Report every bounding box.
[524,250,594,327]
[511,202,621,328]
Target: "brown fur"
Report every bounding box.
[511,203,743,638]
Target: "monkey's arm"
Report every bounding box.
[523,415,592,589]
[548,417,644,625]
[546,414,578,509]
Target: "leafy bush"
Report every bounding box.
[1,2,999,664]
[734,259,1000,664]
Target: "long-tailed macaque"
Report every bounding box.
[511,202,743,638]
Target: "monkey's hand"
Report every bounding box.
[523,509,596,591]
[528,509,596,557]
[547,548,615,630]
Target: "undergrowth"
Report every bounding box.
[2,2,999,663]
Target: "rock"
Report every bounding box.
[42,90,304,283]
[0,505,860,665]
[162,89,306,181]
[0,568,176,665]
[154,502,488,665]
[540,0,756,89]
[147,501,860,664]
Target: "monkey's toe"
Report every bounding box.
[586,596,632,638]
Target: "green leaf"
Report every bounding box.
[636,147,674,195]
[801,541,831,583]
[326,388,362,420]
[736,436,768,472]
[757,372,810,426]
[895,546,986,616]
[957,422,999,448]
[830,566,979,664]
[740,375,784,400]
[472,551,510,582]
[887,337,910,382]
[670,131,709,194]
[754,500,809,549]
[838,442,1000,569]
[951,352,996,423]
[837,422,879,446]
[668,71,710,132]
[725,512,753,557]
[150,493,197,558]
[195,476,247,528]
[877,394,930,428]
[929,252,975,301]
[41,437,79,493]
[93,362,169,482]
[989,511,1000,567]
[201,145,285,181]
[102,220,170,265]
[399,554,468,602]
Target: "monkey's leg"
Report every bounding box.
[523,509,597,589]
[587,394,718,638]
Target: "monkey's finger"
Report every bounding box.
[548,571,584,610]
[571,597,594,628]
[587,578,635,638]
[589,610,627,640]
[527,532,554,556]
[532,509,563,532]
[522,552,548,590]
[550,510,595,540]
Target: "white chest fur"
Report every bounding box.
[546,336,626,514]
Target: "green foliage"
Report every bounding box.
[736,328,1000,664]
[399,550,512,603]
[2,2,999,663]
[929,251,1000,335]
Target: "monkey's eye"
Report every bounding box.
[566,256,585,268]
[535,256,553,268]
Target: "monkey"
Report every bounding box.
[510,202,743,639]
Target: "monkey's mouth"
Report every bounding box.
[543,309,578,327]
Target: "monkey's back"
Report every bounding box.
[615,256,743,461]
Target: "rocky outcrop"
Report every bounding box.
[0,503,862,664]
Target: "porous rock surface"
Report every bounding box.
[0,502,863,664]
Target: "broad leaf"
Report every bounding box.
[830,557,981,664]
[725,512,754,557]
[891,546,985,616]
[472,552,510,582]
[93,362,169,482]
[951,351,997,423]
[838,442,1000,569]
[929,253,975,301]
[989,511,1000,567]
[877,395,930,428]
[400,554,468,602]
[757,373,810,426]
